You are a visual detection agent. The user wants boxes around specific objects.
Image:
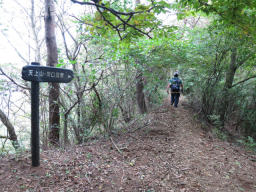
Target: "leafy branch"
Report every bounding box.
[70,0,165,39]
[231,74,256,88]
[71,0,156,15]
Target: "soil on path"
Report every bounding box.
[1,97,256,191]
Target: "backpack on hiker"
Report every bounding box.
[170,78,181,92]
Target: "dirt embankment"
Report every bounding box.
[1,96,256,191]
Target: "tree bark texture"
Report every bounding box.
[136,72,147,114]
[63,113,69,146]
[220,48,237,125]
[0,109,20,150]
[44,0,60,145]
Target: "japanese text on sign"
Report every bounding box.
[28,70,65,79]
[22,65,73,83]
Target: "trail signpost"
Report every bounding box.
[22,62,73,167]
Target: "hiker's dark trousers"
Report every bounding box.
[171,92,180,107]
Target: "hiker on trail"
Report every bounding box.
[167,71,183,108]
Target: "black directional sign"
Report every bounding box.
[22,62,74,167]
[22,65,73,83]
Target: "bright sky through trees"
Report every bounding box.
[0,0,178,67]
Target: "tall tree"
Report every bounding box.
[45,0,60,145]
[134,0,147,114]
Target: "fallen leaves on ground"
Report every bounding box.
[0,97,256,191]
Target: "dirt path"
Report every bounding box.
[0,97,256,191]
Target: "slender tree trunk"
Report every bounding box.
[0,109,20,150]
[30,0,41,62]
[63,113,69,146]
[44,0,60,146]
[134,0,147,114]
[136,72,147,114]
[220,48,237,126]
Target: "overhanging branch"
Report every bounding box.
[70,0,155,16]
[70,0,155,39]
[231,74,256,88]
[0,67,30,90]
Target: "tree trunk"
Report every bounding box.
[220,48,237,126]
[134,0,147,114]
[136,72,147,114]
[63,113,69,146]
[44,0,60,146]
[0,109,20,150]
[30,0,41,62]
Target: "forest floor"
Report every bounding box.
[1,96,256,192]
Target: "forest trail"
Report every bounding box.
[1,96,256,192]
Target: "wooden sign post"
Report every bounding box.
[22,62,73,167]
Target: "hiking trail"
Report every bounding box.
[0,96,256,191]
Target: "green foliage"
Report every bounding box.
[76,0,170,40]
[171,13,256,138]
[57,58,66,68]
[212,128,228,141]
[238,136,256,151]
[176,0,256,36]
[208,114,221,128]
[3,0,256,151]
[236,87,256,137]
[208,115,227,140]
